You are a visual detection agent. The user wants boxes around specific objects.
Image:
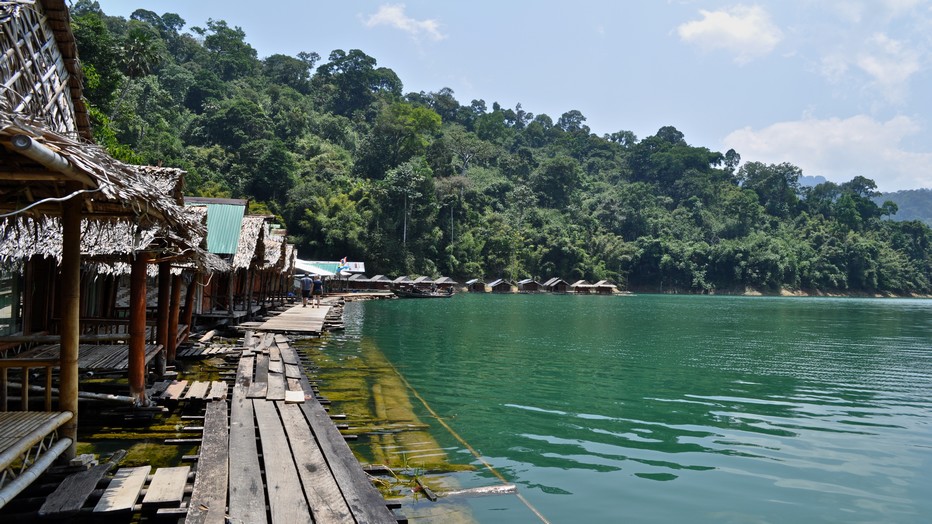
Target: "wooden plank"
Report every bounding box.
[284,390,305,404]
[253,400,313,524]
[228,386,267,524]
[184,381,211,400]
[279,345,299,365]
[39,461,113,516]
[162,380,188,400]
[185,401,229,524]
[207,381,228,400]
[268,344,281,362]
[142,466,190,507]
[94,466,151,514]
[266,373,286,401]
[268,359,284,374]
[235,354,254,388]
[255,353,269,383]
[277,402,352,523]
[284,363,302,379]
[298,378,397,523]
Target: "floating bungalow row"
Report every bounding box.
[471,278,621,294]
[336,274,622,295]
[0,1,303,507]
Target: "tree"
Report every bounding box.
[384,159,429,245]
[263,53,318,93]
[736,161,801,218]
[193,19,259,81]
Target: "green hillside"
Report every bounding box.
[70,2,932,295]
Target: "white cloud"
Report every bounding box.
[677,5,783,64]
[856,33,920,104]
[724,115,932,191]
[363,4,445,41]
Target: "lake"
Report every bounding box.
[300,293,932,523]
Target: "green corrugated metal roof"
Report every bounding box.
[204,203,245,254]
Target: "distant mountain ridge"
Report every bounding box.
[876,189,932,225]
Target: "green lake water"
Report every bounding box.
[311,294,932,523]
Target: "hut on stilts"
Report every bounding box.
[0,0,214,506]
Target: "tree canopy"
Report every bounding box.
[71,5,932,295]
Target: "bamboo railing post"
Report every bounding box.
[167,274,182,361]
[59,194,81,459]
[129,252,151,405]
[155,262,170,377]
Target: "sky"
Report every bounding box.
[92,1,932,192]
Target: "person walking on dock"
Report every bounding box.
[312,275,324,307]
[300,272,312,307]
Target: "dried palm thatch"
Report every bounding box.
[232,216,266,270]
[0,0,89,138]
[283,244,295,274]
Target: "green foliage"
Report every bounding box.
[75,6,932,294]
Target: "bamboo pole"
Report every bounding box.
[167,274,182,361]
[58,194,81,459]
[129,252,151,405]
[155,262,170,377]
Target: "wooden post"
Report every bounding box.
[155,262,170,377]
[167,274,182,361]
[59,195,81,459]
[182,273,198,343]
[129,252,152,405]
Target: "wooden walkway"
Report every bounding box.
[184,332,398,523]
[256,303,330,334]
[8,343,162,371]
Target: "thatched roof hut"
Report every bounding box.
[517,278,542,293]
[465,278,486,293]
[571,280,594,294]
[542,277,570,293]
[489,279,514,293]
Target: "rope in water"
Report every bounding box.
[384,359,551,524]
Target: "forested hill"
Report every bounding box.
[71,3,932,295]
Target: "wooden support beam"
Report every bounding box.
[129,252,152,405]
[59,193,81,460]
[168,274,182,361]
[181,273,197,340]
[155,262,170,377]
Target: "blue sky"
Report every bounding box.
[93,1,932,192]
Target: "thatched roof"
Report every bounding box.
[232,216,266,270]
[0,0,89,138]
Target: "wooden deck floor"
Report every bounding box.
[255,303,330,334]
[185,332,398,523]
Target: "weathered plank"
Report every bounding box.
[247,353,269,398]
[184,381,211,400]
[268,359,284,374]
[162,380,188,400]
[298,379,397,523]
[284,390,305,404]
[284,363,302,379]
[277,402,352,523]
[142,466,190,507]
[266,373,286,401]
[185,401,229,524]
[228,386,267,524]
[94,466,151,514]
[253,400,313,524]
[207,381,228,400]
[39,461,113,516]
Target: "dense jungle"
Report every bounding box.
[70,2,932,294]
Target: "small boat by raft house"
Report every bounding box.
[465,278,487,293]
[489,279,515,294]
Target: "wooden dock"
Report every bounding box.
[183,332,398,523]
[256,303,330,334]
